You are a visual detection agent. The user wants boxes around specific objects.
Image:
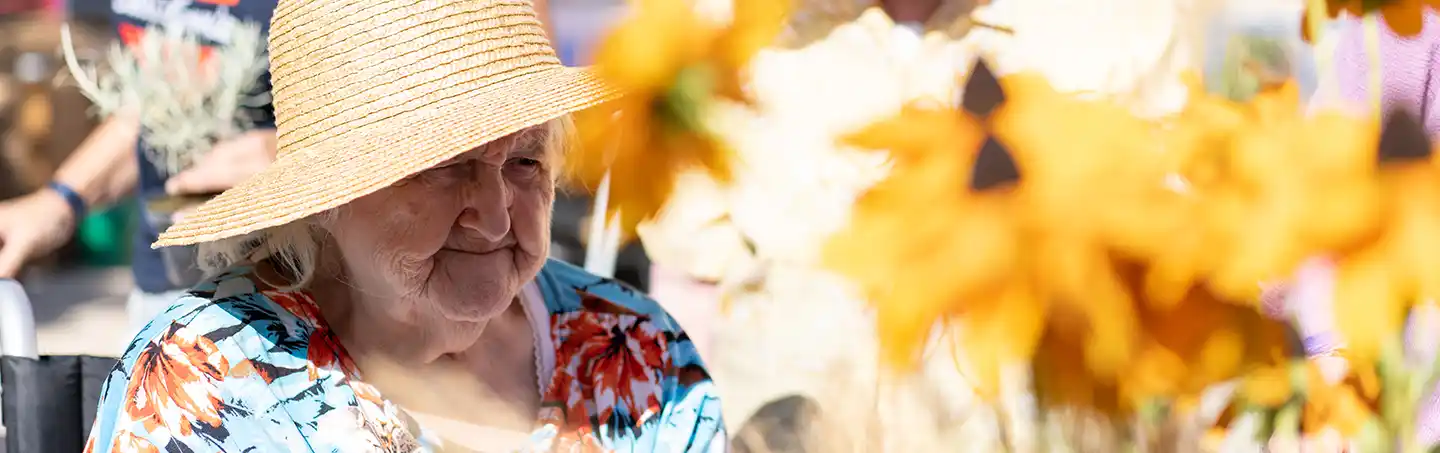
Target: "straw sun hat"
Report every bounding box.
[153,0,620,247]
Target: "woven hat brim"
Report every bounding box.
[154,66,619,247]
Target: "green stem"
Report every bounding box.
[1306,0,1330,44]
[1380,343,1416,453]
[1274,401,1302,447]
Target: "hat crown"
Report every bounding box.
[266,0,560,157]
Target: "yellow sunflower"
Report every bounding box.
[570,0,791,236]
[824,61,1045,397]
[991,71,1174,379]
[831,62,1290,407]
[1152,80,1384,305]
[1334,112,1440,362]
[1033,263,1293,418]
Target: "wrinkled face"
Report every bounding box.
[321,125,555,352]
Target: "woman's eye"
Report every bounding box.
[506,158,543,175]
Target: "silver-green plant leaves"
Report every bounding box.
[61,21,267,176]
[1217,34,1293,102]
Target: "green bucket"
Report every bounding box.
[75,199,136,267]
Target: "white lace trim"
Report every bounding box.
[519,281,555,397]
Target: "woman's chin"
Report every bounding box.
[427,254,515,312]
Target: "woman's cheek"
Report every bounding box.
[370,184,460,254]
[513,190,553,250]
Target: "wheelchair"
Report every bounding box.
[0,278,117,453]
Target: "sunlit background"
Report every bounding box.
[3,0,1391,450]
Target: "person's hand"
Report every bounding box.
[164,130,276,222]
[0,188,78,278]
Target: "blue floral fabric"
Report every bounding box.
[84,259,724,452]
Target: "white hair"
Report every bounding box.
[197,116,575,289]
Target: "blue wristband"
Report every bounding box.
[46,181,87,223]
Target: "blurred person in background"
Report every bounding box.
[83,0,723,450]
[1322,10,1440,134]
[0,0,279,335]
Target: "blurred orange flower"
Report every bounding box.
[1034,267,1292,417]
[823,61,1045,397]
[829,63,1296,407]
[991,72,1174,379]
[1302,0,1440,42]
[1152,81,1383,304]
[825,51,1433,430]
[570,0,791,235]
[1235,359,1381,438]
[1334,113,1440,361]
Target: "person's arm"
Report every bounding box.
[0,113,140,277]
[51,112,141,210]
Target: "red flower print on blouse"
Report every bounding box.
[540,292,671,444]
[264,290,322,325]
[108,430,160,453]
[264,290,360,378]
[307,328,359,377]
[121,323,229,435]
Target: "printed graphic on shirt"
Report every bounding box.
[112,0,272,47]
[113,0,277,295]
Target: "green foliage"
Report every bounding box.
[1217,35,1293,102]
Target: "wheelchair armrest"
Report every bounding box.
[0,279,37,359]
[0,277,38,447]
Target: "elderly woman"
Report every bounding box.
[82,0,722,451]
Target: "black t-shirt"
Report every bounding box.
[110,0,276,293]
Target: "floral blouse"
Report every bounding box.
[83,259,725,452]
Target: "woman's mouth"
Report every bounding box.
[439,238,518,256]
[440,246,506,256]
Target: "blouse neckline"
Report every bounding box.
[280,279,557,449]
[283,279,556,402]
[518,280,555,400]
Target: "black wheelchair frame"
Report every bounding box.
[1,278,117,453]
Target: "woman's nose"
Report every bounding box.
[456,170,511,241]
